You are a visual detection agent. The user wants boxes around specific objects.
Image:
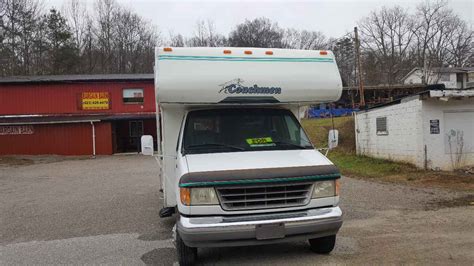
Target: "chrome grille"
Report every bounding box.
[216,182,313,211]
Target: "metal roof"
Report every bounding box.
[0,74,154,84]
[343,84,427,91]
[357,87,474,113]
[0,113,156,125]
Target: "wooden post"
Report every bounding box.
[354,27,365,107]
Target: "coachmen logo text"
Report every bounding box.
[219,78,281,95]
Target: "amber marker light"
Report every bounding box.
[265,51,274,55]
[180,187,191,205]
[320,50,328,55]
[163,47,173,52]
[244,50,252,55]
[223,50,232,54]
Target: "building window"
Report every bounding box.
[468,72,474,82]
[376,117,388,135]
[440,73,450,82]
[123,88,144,104]
[129,121,144,137]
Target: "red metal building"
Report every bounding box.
[0,74,156,155]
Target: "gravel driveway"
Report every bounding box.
[0,155,473,265]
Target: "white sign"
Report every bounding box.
[141,135,154,156]
[0,125,34,135]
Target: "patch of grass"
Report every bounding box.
[327,150,419,178]
[327,150,473,191]
[301,116,355,152]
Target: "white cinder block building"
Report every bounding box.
[355,89,474,171]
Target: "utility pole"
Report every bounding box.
[354,27,365,107]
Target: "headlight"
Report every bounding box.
[180,187,219,206]
[311,180,339,198]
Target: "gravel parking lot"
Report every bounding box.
[1,155,473,265]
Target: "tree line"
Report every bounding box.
[1,0,472,86]
[0,0,158,76]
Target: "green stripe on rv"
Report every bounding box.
[157,55,334,63]
[179,173,341,188]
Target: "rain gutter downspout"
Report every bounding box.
[91,121,96,158]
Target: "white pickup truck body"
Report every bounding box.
[155,47,343,264]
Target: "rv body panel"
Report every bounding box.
[159,104,185,207]
[156,47,342,104]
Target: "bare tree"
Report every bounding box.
[0,0,9,74]
[283,29,329,50]
[412,0,463,83]
[168,32,185,47]
[358,5,415,85]
[63,0,88,52]
[82,16,98,72]
[1,0,44,75]
[187,20,226,47]
[442,16,473,67]
[228,17,284,48]
[1,0,472,78]
[113,7,160,73]
[94,0,117,73]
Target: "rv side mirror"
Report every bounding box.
[328,129,339,150]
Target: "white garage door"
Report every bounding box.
[444,111,474,154]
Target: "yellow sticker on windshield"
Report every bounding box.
[246,137,275,147]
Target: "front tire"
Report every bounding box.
[308,235,336,254]
[176,232,197,266]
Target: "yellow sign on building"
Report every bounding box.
[82,92,110,110]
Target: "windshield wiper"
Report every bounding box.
[272,141,312,149]
[186,143,245,151]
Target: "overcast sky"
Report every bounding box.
[46,0,473,39]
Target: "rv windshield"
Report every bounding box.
[182,108,313,155]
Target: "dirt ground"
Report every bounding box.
[0,155,473,265]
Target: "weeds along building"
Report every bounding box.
[0,74,156,155]
[355,89,474,171]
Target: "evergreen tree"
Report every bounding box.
[45,8,79,74]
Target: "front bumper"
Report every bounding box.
[177,206,343,247]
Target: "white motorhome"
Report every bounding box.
[155,47,343,265]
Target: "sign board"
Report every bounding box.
[123,88,144,103]
[430,119,440,134]
[0,125,34,135]
[81,92,110,110]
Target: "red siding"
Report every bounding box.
[0,81,155,115]
[0,122,112,155]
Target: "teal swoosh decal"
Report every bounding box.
[158,55,334,63]
[179,173,341,188]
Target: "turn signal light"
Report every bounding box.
[244,50,252,55]
[320,50,328,55]
[163,47,173,52]
[180,187,190,205]
[335,179,340,196]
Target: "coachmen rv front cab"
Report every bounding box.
[155,47,343,265]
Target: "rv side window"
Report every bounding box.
[182,108,313,155]
[176,117,185,152]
